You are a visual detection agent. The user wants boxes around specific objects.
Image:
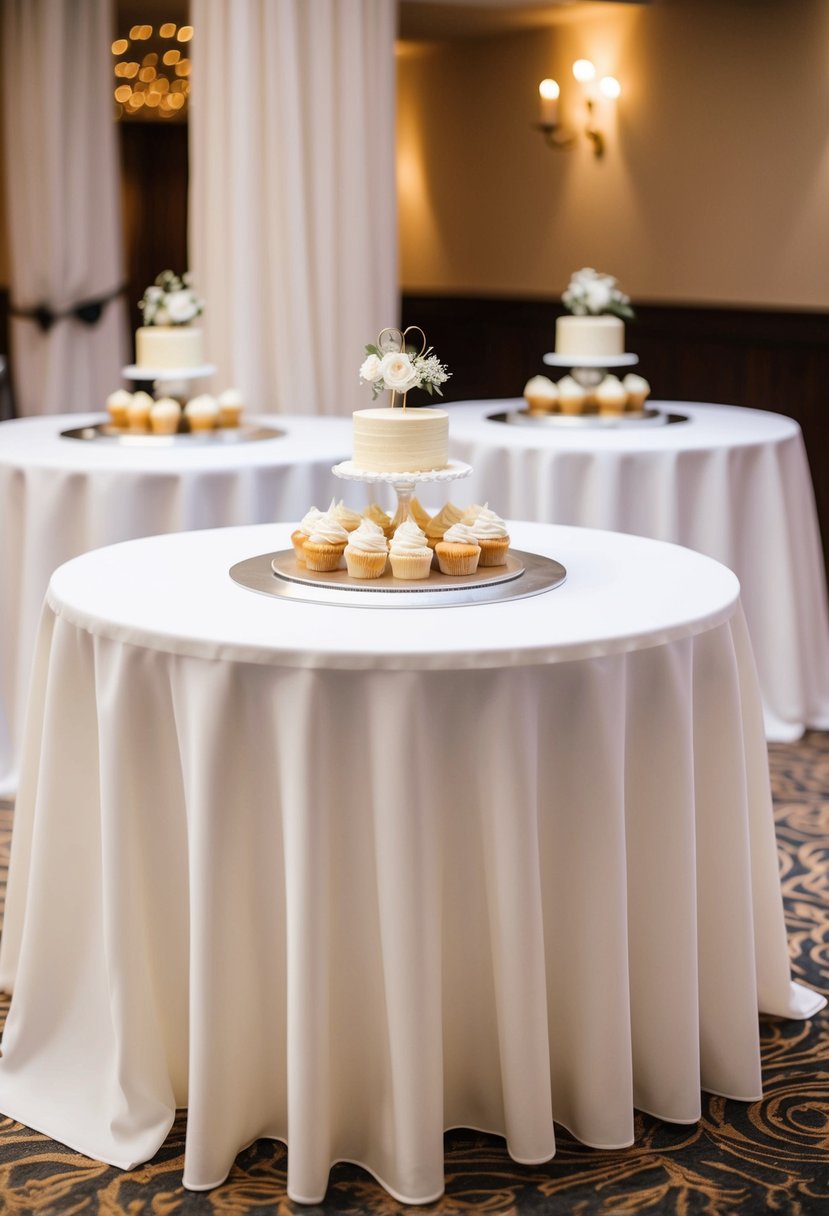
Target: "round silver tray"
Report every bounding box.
[61,421,284,446]
[230,548,566,609]
[542,353,639,369]
[488,409,688,430]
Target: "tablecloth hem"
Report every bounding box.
[0,1090,172,1173]
[759,982,826,1020]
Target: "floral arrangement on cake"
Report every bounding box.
[359,325,451,403]
[138,270,203,326]
[562,268,634,319]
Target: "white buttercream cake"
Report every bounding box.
[135,325,204,370]
[555,315,625,359]
[352,407,449,473]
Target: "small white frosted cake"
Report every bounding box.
[555,315,625,359]
[135,325,204,370]
[352,407,449,473]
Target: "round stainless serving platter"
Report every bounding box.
[60,422,285,446]
[230,548,566,608]
[487,409,688,430]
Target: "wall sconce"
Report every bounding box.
[537,60,621,158]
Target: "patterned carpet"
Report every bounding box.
[0,733,827,1215]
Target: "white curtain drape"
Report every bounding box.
[0,0,128,416]
[190,0,398,416]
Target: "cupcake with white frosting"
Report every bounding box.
[149,396,182,435]
[622,373,651,411]
[127,390,153,431]
[345,518,388,578]
[523,374,558,414]
[303,509,349,571]
[470,504,510,567]
[389,519,432,580]
[291,506,323,563]
[363,502,394,537]
[217,387,244,427]
[435,521,481,576]
[106,388,132,428]
[332,500,363,533]
[595,374,627,416]
[185,394,218,432]
[425,502,464,551]
[556,375,587,416]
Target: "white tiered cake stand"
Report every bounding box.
[121,363,217,401]
[331,458,472,517]
[520,351,671,429]
[228,457,567,607]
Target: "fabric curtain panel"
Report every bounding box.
[1,0,127,416]
[190,0,398,416]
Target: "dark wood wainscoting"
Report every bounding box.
[402,293,829,582]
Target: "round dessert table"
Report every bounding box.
[0,411,354,796]
[446,400,829,743]
[0,521,822,1206]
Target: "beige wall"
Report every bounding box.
[397,0,829,309]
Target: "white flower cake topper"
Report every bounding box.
[359,325,451,406]
[139,270,204,327]
[562,268,634,320]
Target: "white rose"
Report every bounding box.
[379,350,420,393]
[165,290,199,324]
[359,353,383,383]
[153,306,170,326]
[145,285,163,302]
[583,279,613,313]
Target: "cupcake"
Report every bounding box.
[523,374,558,414]
[594,374,627,416]
[556,375,587,416]
[149,396,182,435]
[471,504,510,567]
[291,506,324,563]
[425,502,464,550]
[126,390,153,432]
[462,503,485,524]
[409,496,432,531]
[106,388,132,428]
[303,511,349,572]
[332,500,363,533]
[623,373,651,411]
[435,522,481,576]
[185,394,219,432]
[363,502,394,537]
[217,387,244,427]
[389,519,432,580]
[344,518,388,578]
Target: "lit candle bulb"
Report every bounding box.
[538,78,560,126]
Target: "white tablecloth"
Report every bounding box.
[0,412,353,795]
[0,521,822,1205]
[446,400,829,743]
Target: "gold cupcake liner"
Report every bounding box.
[304,542,346,572]
[477,537,511,567]
[345,550,387,579]
[389,552,432,580]
[435,543,481,575]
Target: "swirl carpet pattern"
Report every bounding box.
[0,733,826,1215]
